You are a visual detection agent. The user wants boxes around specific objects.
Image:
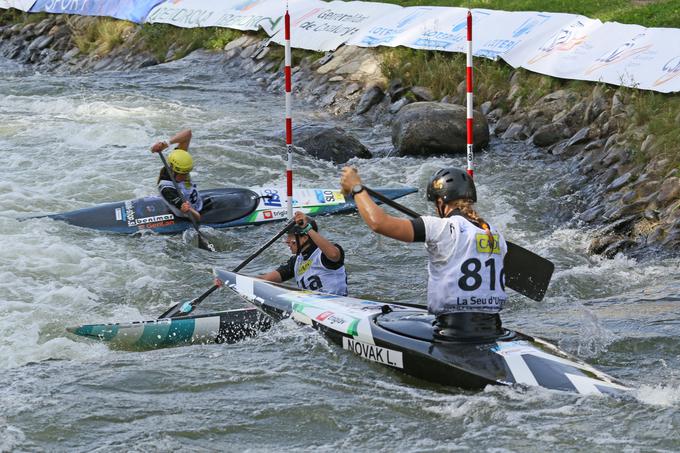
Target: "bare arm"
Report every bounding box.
[307,229,342,262]
[293,211,342,262]
[150,128,193,153]
[258,270,283,282]
[340,167,414,243]
[171,129,192,151]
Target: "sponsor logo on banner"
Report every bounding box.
[512,14,551,38]
[358,9,429,46]
[343,337,404,369]
[585,33,652,75]
[654,55,680,87]
[528,20,589,64]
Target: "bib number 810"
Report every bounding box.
[458,258,505,291]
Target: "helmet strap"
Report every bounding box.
[435,199,447,218]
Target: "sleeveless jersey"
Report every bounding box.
[294,247,348,296]
[421,215,507,315]
[158,179,203,217]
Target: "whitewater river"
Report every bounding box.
[1,51,679,452]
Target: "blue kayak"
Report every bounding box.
[45,186,417,234]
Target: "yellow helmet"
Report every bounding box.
[168,149,193,174]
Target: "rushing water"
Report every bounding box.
[1,51,679,452]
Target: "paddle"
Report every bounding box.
[158,219,297,319]
[362,186,554,302]
[157,151,216,252]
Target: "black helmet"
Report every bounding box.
[426,168,477,203]
[290,218,318,236]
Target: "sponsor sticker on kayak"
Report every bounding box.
[314,190,345,205]
[343,337,403,369]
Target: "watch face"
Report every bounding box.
[352,184,363,194]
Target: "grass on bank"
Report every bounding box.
[138,24,242,61]
[370,0,680,28]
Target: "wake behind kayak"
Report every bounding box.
[38,186,417,234]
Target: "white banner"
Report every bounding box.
[501,16,603,75]
[146,0,289,34]
[569,23,680,93]
[0,0,36,11]
[269,0,402,51]
[473,10,576,60]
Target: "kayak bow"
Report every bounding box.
[67,307,271,351]
[215,270,630,396]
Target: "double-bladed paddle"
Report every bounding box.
[158,219,296,319]
[157,151,216,252]
[362,186,554,302]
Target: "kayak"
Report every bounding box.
[66,307,271,351]
[43,186,417,234]
[215,269,631,396]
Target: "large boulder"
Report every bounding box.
[392,102,489,157]
[293,123,372,163]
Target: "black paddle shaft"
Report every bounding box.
[158,219,297,319]
[362,186,554,302]
[157,151,216,252]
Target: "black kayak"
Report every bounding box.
[216,270,631,396]
[41,186,417,234]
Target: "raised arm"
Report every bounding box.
[294,211,341,262]
[150,128,193,153]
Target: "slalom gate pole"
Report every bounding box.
[466,9,474,178]
[284,6,294,219]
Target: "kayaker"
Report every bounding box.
[340,166,507,339]
[149,128,203,221]
[258,211,348,296]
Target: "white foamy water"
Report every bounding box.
[1,52,679,451]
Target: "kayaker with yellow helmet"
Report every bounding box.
[149,129,203,221]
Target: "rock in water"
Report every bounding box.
[293,124,372,164]
[391,102,489,157]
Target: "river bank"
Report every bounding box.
[1,12,678,258]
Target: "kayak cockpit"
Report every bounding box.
[375,310,516,344]
[198,188,260,224]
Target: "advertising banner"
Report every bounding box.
[573,23,680,93]
[29,0,164,23]
[0,0,36,11]
[348,6,446,49]
[146,0,292,34]
[501,16,603,75]
[473,10,576,60]
[269,0,402,51]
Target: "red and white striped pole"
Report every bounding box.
[465,9,474,178]
[284,6,294,219]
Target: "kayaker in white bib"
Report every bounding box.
[149,129,203,221]
[341,166,507,339]
[259,211,348,296]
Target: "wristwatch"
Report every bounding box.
[351,184,365,196]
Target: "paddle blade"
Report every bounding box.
[504,242,554,302]
[198,234,216,252]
